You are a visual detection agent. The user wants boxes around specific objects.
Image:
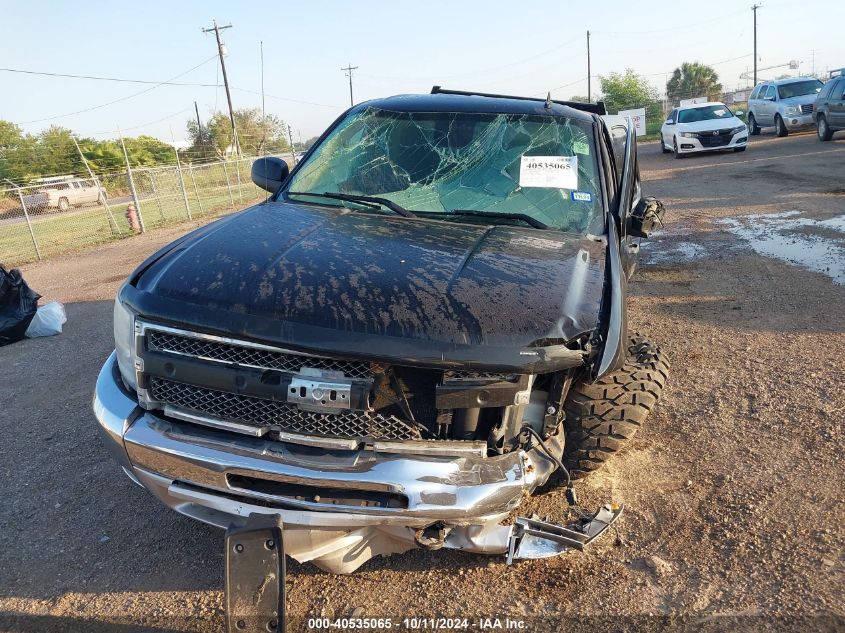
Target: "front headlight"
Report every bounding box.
[784,106,800,115]
[680,132,699,138]
[731,125,747,135]
[113,295,137,390]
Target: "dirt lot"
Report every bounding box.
[1,132,844,632]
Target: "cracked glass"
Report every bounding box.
[286,107,602,233]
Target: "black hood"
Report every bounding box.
[127,201,605,370]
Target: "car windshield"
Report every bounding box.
[285,107,602,233]
[678,105,733,123]
[777,80,824,99]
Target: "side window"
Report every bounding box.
[609,124,627,177]
[750,86,761,100]
[768,85,777,100]
[666,108,677,123]
[818,81,833,99]
[837,79,845,100]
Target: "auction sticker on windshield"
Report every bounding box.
[519,156,578,190]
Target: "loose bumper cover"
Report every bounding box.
[94,352,621,573]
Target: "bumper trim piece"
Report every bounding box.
[507,504,623,563]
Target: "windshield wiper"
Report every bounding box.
[287,191,417,218]
[446,210,549,230]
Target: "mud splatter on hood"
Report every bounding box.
[134,201,606,349]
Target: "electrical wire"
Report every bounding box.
[521,425,572,491]
[0,67,220,87]
[16,55,219,125]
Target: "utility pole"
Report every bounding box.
[752,4,761,86]
[194,101,205,160]
[341,63,358,107]
[288,124,297,163]
[203,19,240,156]
[586,31,591,103]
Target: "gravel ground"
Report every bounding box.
[1,132,843,632]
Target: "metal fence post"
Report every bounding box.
[14,186,42,261]
[118,127,146,233]
[73,136,122,235]
[187,164,205,216]
[235,156,245,205]
[148,169,167,225]
[221,160,236,209]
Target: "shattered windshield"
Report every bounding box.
[286,107,602,233]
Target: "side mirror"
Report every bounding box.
[665,120,675,125]
[628,197,665,239]
[251,157,290,193]
[735,110,745,117]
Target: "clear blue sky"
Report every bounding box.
[1,0,842,145]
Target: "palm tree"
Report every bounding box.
[666,63,723,104]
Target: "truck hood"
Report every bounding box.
[128,201,605,366]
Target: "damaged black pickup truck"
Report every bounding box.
[94,88,668,574]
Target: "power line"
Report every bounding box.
[0,67,219,87]
[16,56,219,125]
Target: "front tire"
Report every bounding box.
[748,113,761,136]
[563,335,670,478]
[57,197,69,212]
[673,138,683,159]
[661,139,670,154]
[817,115,834,142]
[775,115,789,137]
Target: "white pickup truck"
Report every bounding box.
[23,176,107,212]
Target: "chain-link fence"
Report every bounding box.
[0,155,288,268]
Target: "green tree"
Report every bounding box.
[666,62,723,103]
[598,70,658,113]
[185,108,289,161]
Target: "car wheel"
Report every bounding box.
[97,192,106,204]
[661,139,670,154]
[817,115,834,142]
[673,138,683,159]
[748,113,761,136]
[562,334,670,478]
[733,146,747,152]
[57,197,69,212]
[775,115,789,137]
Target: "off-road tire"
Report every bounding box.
[817,115,834,142]
[748,114,761,136]
[775,115,789,137]
[563,335,670,478]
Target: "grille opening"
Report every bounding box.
[146,329,372,379]
[148,376,424,441]
[227,474,408,509]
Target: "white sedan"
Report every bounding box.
[660,102,748,158]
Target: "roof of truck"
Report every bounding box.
[352,91,600,122]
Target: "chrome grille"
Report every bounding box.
[801,103,814,114]
[148,376,422,441]
[146,329,372,379]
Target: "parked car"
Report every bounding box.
[814,74,845,141]
[93,88,669,575]
[660,101,748,158]
[747,77,825,137]
[29,176,106,212]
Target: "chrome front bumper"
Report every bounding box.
[94,352,620,572]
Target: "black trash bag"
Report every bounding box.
[0,265,41,347]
